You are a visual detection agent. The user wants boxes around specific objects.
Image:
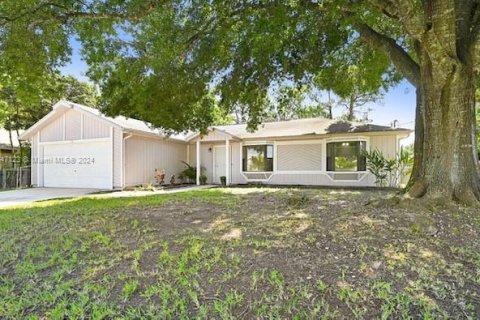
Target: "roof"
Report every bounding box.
[20,100,411,142]
[187,118,411,141]
[20,101,187,141]
[0,128,21,150]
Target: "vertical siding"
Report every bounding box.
[38,144,44,187]
[188,141,246,184]
[65,110,81,140]
[30,133,38,186]
[276,143,322,171]
[83,114,110,139]
[39,109,112,142]
[196,130,228,142]
[40,115,64,142]
[231,142,247,184]
[125,136,187,186]
[187,143,214,183]
[112,128,123,188]
[369,135,397,159]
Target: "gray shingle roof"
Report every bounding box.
[210,118,410,140]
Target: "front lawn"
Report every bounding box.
[0,187,479,319]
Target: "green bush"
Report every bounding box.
[178,161,206,183]
[363,147,413,187]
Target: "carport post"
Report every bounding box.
[196,140,201,186]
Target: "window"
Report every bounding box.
[242,145,274,172]
[326,141,366,172]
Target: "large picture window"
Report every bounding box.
[326,141,367,172]
[242,145,274,172]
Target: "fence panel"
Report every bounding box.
[0,166,31,190]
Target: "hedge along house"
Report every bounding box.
[20,101,411,189]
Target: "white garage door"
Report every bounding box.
[43,140,112,189]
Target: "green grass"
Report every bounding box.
[0,187,479,318]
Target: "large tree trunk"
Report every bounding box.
[406,47,480,205]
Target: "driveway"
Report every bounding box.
[0,188,99,209]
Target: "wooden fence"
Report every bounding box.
[0,166,31,190]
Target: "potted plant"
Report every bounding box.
[220,176,226,186]
[199,174,207,185]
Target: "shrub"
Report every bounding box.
[363,147,413,187]
[178,161,206,183]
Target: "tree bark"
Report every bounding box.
[406,45,480,205]
[347,95,355,121]
[405,86,425,195]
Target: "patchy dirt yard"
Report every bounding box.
[0,187,479,319]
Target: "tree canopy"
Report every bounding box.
[0,1,397,131]
[0,73,99,150]
[1,1,479,204]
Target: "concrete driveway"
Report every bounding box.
[0,188,99,209]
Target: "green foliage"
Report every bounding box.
[0,1,398,132]
[178,161,201,183]
[314,42,399,121]
[0,188,478,318]
[364,148,413,187]
[199,174,207,185]
[266,85,329,121]
[0,74,99,131]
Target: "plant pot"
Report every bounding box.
[220,176,226,186]
[199,175,207,185]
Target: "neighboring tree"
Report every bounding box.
[267,85,328,121]
[0,74,99,152]
[314,43,398,121]
[232,103,249,124]
[211,106,234,126]
[1,1,479,204]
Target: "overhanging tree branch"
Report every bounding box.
[355,23,421,88]
[0,1,163,27]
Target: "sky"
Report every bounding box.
[60,37,417,138]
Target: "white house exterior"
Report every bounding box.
[20,101,411,189]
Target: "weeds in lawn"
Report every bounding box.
[0,188,478,318]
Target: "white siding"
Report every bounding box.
[231,142,247,184]
[113,128,123,188]
[31,109,117,187]
[189,136,398,187]
[65,110,81,140]
[370,135,397,159]
[125,136,187,186]
[83,114,110,139]
[40,116,64,142]
[187,143,214,183]
[195,130,229,142]
[30,133,38,186]
[38,144,44,187]
[269,173,375,186]
[276,143,322,171]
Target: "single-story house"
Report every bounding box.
[20,100,411,189]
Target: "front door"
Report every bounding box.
[214,145,231,184]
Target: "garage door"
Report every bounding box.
[43,140,112,189]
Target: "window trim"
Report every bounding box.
[324,137,369,176]
[241,143,274,173]
[240,142,275,182]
